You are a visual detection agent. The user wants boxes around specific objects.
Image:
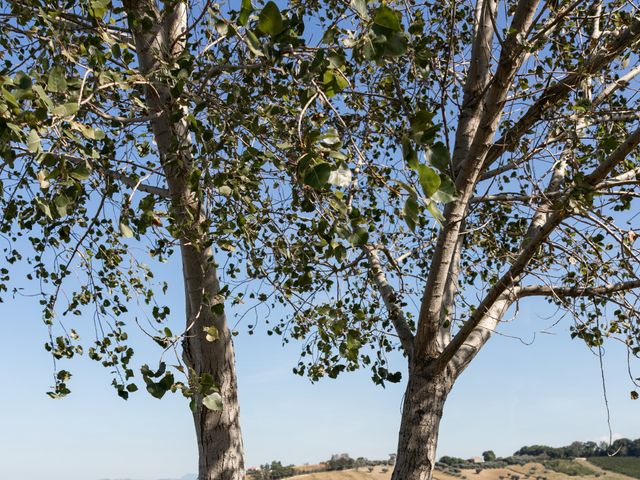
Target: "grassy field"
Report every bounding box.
[542,460,596,476]
[588,457,640,479]
[286,460,639,480]
[288,465,461,480]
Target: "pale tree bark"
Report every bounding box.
[384,2,640,480]
[122,1,245,478]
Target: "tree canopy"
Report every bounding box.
[1,0,640,479]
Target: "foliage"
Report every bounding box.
[326,454,356,471]
[249,461,297,480]
[588,457,640,479]
[516,439,640,459]
[484,451,497,462]
[542,460,596,476]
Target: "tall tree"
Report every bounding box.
[250,1,640,480]
[0,0,310,478]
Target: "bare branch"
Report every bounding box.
[364,246,415,358]
[484,16,640,170]
[415,0,541,359]
[519,280,640,298]
[434,125,640,373]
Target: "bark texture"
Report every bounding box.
[182,246,245,480]
[391,366,453,480]
[122,1,245,478]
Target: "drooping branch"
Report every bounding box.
[364,246,415,358]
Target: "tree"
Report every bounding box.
[0,0,311,478]
[483,451,497,462]
[246,1,640,480]
[4,3,640,480]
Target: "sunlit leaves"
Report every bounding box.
[204,326,219,342]
[47,67,67,93]
[27,129,40,153]
[304,162,332,189]
[351,0,369,19]
[417,164,440,198]
[403,196,419,232]
[373,6,402,31]
[258,2,285,36]
[328,166,352,187]
[322,69,349,97]
[203,392,223,411]
[89,0,110,19]
[239,0,253,26]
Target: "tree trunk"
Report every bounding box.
[181,244,245,480]
[391,366,453,480]
[122,2,247,478]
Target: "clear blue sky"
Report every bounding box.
[1,251,639,480]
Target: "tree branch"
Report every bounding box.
[518,280,640,298]
[484,16,640,170]
[363,246,415,358]
[415,0,541,359]
[433,125,640,374]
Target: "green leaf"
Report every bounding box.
[417,164,440,198]
[53,194,70,216]
[258,1,285,36]
[47,67,67,93]
[89,0,109,18]
[204,326,219,342]
[15,72,32,91]
[239,0,253,26]
[425,200,444,225]
[35,197,52,219]
[322,69,348,98]
[70,163,91,181]
[431,175,457,204]
[245,30,265,57]
[303,162,331,189]
[403,196,419,232]
[373,6,402,31]
[53,103,78,117]
[218,185,232,196]
[426,143,450,171]
[33,85,54,109]
[409,110,435,136]
[202,392,223,411]
[349,226,369,246]
[27,129,41,153]
[351,0,369,19]
[1,87,19,108]
[402,137,419,170]
[384,32,408,56]
[37,170,50,189]
[328,166,352,187]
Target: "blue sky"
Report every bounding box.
[1,250,639,480]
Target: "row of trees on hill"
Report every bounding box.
[516,439,640,458]
[247,454,393,479]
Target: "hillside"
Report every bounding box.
[286,460,639,480]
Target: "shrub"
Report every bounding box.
[543,460,596,476]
